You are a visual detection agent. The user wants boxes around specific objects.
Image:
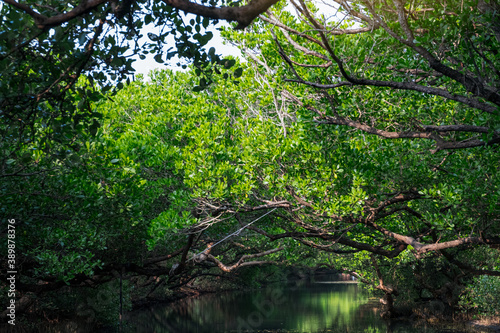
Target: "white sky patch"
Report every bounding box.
[130,15,242,78]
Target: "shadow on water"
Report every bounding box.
[123,276,482,333]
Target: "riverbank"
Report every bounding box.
[467,318,500,332]
[386,304,500,333]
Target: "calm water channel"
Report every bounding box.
[124,278,481,333]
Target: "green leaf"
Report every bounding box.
[233,67,243,78]
[154,54,164,63]
[148,33,159,41]
[223,59,236,69]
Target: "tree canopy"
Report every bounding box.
[1,0,500,324]
[0,0,274,178]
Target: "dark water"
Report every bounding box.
[124,279,479,333]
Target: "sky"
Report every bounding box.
[130,20,242,77]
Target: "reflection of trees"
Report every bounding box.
[126,285,449,333]
[283,284,379,332]
[125,284,389,332]
[125,291,252,332]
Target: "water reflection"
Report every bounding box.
[124,278,476,333]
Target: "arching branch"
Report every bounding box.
[205,247,283,272]
[163,0,280,29]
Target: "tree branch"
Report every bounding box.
[365,218,500,256]
[362,0,500,107]
[163,0,280,30]
[4,0,109,30]
[282,0,500,114]
[5,0,276,31]
[317,115,500,150]
[260,12,325,47]
[205,247,283,272]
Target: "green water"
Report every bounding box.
[124,280,479,333]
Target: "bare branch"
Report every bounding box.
[337,0,379,28]
[260,12,325,47]
[163,0,280,30]
[365,219,500,256]
[392,0,414,41]
[279,26,330,61]
[206,247,283,272]
[317,115,500,150]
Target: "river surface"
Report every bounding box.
[124,278,481,333]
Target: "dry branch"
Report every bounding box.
[206,247,283,272]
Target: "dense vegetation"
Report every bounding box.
[1,0,499,328]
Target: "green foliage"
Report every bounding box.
[99,59,499,312]
[3,0,500,322]
[0,135,156,281]
[460,275,500,317]
[0,0,238,209]
[1,76,161,282]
